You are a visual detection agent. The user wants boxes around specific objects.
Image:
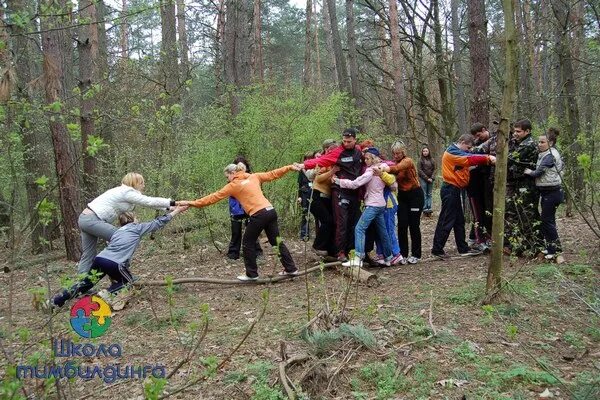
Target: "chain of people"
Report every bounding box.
[44,119,564,311]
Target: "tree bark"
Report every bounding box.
[346,0,360,103]
[78,0,100,200]
[313,0,321,86]
[515,0,533,118]
[224,0,251,114]
[551,0,584,207]
[467,0,490,126]
[486,0,517,299]
[40,0,82,261]
[214,0,226,96]
[251,0,264,82]
[176,0,190,82]
[432,0,453,143]
[160,0,180,101]
[450,0,468,134]
[303,0,313,88]
[322,0,338,88]
[96,0,109,79]
[120,0,129,60]
[325,0,349,93]
[388,0,407,134]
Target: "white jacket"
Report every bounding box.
[87,184,172,222]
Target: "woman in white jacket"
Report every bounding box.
[77,173,174,274]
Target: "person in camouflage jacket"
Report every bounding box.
[504,119,543,256]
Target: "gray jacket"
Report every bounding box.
[528,148,563,188]
[97,214,173,265]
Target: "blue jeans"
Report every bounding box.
[419,178,433,211]
[355,206,392,260]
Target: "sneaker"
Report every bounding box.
[459,248,482,257]
[313,248,328,257]
[406,256,420,264]
[278,269,300,276]
[470,243,488,252]
[431,252,449,260]
[544,253,557,260]
[376,258,391,267]
[97,289,111,302]
[342,256,363,268]
[237,274,259,281]
[337,252,348,262]
[390,254,407,265]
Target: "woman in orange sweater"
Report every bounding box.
[178,162,302,281]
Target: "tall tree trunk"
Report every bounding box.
[303,0,313,88]
[251,0,264,82]
[388,0,407,134]
[467,0,490,126]
[377,16,396,135]
[96,0,109,79]
[224,0,251,114]
[345,0,360,103]
[486,0,517,299]
[551,0,584,209]
[450,0,468,133]
[432,0,453,142]
[160,0,180,101]
[40,0,82,261]
[313,0,321,86]
[120,0,129,60]
[322,0,338,87]
[515,0,533,118]
[176,0,190,82]
[78,0,100,200]
[325,0,349,93]
[214,0,226,96]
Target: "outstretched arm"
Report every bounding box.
[122,189,173,209]
[255,165,297,183]
[335,168,374,189]
[136,205,188,236]
[178,184,234,208]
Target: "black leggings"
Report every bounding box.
[242,208,296,278]
[52,257,133,307]
[397,187,424,258]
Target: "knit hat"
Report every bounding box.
[364,147,381,157]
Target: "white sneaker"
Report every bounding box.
[376,258,391,267]
[342,256,363,268]
[278,269,299,276]
[406,256,420,264]
[237,274,259,282]
[390,254,407,265]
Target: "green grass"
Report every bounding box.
[446,282,483,305]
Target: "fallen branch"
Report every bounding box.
[139,262,341,286]
[279,354,310,400]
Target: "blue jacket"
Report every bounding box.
[228,197,245,216]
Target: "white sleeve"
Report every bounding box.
[122,188,171,209]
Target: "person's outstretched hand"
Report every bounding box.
[489,155,497,165]
[176,200,190,206]
[292,163,303,171]
[172,205,189,215]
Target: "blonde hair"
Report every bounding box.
[391,141,407,155]
[118,212,135,226]
[122,172,145,191]
[224,162,247,174]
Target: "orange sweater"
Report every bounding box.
[188,165,293,215]
[313,167,335,196]
[387,157,420,191]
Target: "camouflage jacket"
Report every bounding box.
[507,135,538,186]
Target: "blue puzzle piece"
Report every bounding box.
[70,308,91,338]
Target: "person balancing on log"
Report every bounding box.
[177,162,304,281]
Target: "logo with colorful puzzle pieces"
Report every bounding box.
[70,296,112,338]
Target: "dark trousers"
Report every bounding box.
[309,192,336,255]
[397,187,424,258]
[52,257,133,307]
[540,188,563,254]
[243,208,295,278]
[228,215,262,259]
[505,183,543,255]
[300,192,311,239]
[331,188,361,255]
[432,183,469,254]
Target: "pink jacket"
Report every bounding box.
[338,164,387,207]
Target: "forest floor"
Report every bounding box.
[1,214,599,399]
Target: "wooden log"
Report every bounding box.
[339,265,379,287]
[138,261,341,286]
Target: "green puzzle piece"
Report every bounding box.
[83,316,111,338]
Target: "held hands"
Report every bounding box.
[175,201,191,206]
[488,155,497,165]
[331,176,340,185]
[171,205,189,215]
[372,166,383,176]
[524,168,533,175]
[292,163,304,171]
